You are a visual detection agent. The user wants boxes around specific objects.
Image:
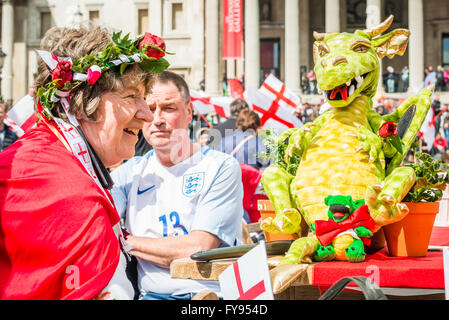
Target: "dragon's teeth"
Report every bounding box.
[348,84,355,96]
[346,80,351,86]
[355,76,363,87]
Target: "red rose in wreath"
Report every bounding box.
[379,121,397,138]
[138,33,166,60]
[52,61,73,88]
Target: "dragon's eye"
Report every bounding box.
[351,41,371,53]
[318,44,329,57]
[353,45,369,53]
[313,42,329,63]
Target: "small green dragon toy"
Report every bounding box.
[311,195,375,263]
[260,15,433,264]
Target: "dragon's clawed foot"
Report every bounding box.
[366,184,410,228]
[260,208,302,235]
[355,125,385,165]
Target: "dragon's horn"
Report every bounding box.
[313,31,331,41]
[363,14,394,38]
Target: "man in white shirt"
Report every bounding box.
[111,71,244,300]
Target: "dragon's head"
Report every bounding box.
[313,15,409,108]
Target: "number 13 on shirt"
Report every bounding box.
[158,211,189,237]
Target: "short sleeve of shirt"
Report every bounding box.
[110,156,142,219]
[191,156,244,246]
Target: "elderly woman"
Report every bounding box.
[0,25,169,299]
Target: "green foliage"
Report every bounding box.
[402,152,449,202]
[36,31,171,119]
[257,129,300,176]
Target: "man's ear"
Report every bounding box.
[372,29,410,59]
[186,100,193,122]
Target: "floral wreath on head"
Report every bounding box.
[36,31,171,120]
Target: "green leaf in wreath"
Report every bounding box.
[119,62,129,76]
[139,57,170,73]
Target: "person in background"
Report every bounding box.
[432,132,448,158]
[0,102,18,152]
[197,128,210,146]
[436,65,446,92]
[384,66,399,93]
[432,94,442,133]
[110,71,243,300]
[213,98,249,145]
[218,109,270,170]
[400,66,409,92]
[444,67,449,91]
[443,116,449,142]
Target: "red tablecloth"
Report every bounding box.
[312,249,444,288]
[312,226,448,289]
[429,226,449,247]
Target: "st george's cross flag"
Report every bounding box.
[190,89,233,119]
[218,242,274,300]
[5,93,37,137]
[244,74,303,133]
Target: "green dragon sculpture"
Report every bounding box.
[260,15,433,264]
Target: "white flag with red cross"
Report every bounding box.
[218,242,274,300]
[5,93,37,137]
[190,89,233,119]
[418,105,436,151]
[244,74,303,133]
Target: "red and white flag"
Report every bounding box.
[190,89,233,119]
[418,105,436,151]
[244,74,303,133]
[5,93,37,137]
[227,78,244,99]
[218,242,274,300]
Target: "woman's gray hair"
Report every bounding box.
[34,24,154,122]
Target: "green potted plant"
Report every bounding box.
[383,144,449,257]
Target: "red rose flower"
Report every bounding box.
[379,121,397,138]
[138,33,166,60]
[51,61,73,87]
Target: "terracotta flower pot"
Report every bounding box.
[257,199,302,242]
[383,202,439,257]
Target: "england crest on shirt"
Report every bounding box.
[182,172,204,197]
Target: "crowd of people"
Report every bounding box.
[298,65,449,94]
[0,21,448,301]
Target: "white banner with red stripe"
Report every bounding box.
[190,89,233,119]
[5,93,37,137]
[418,105,436,151]
[244,74,303,132]
[218,242,274,300]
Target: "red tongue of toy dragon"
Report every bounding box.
[330,84,348,101]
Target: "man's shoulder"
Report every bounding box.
[201,147,241,177]
[202,146,237,163]
[111,150,155,181]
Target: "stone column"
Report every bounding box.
[408,0,424,92]
[205,0,220,95]
[244,0,260,88]
[285,0,300,94]
[325,0,340,33]
[1,0,14,104]
[148,0,162,36]
[366,0,384,94]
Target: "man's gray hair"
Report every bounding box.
[154,71,190,105]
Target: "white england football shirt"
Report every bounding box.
[111,145,244,296]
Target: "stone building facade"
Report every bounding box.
[1,0,448,105]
